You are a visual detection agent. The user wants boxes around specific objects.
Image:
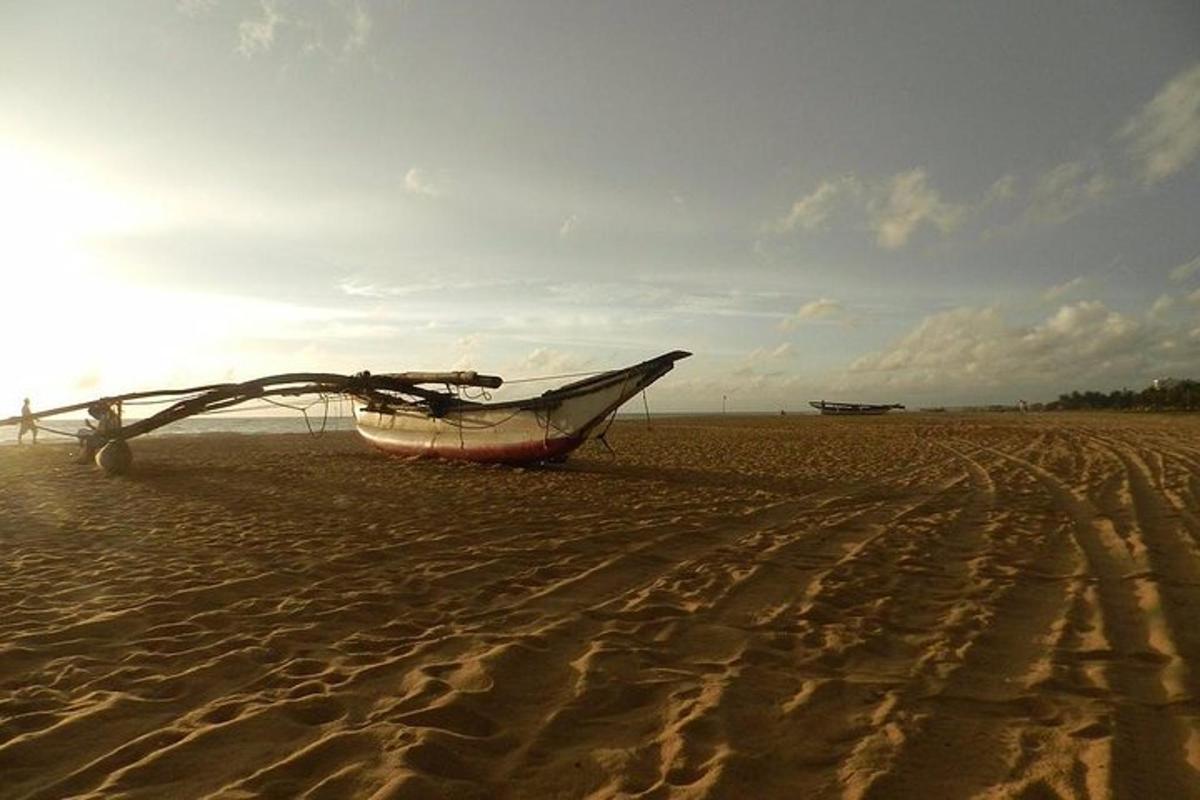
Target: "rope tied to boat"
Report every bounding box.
[456,385,493,402]
[260,395,332,437]
[25,423,80,439]
[502,368,606,385]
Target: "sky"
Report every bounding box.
[2,0,1199,412]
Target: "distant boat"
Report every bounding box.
[809,400,905,416]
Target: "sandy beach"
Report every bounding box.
[2,414,1199,799]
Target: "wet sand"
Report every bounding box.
[2,414,1199,799]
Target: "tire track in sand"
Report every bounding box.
[1080,431,1200,781]
[480,463,979,797]
[965,435,1200,799]
[856,436,1124,798]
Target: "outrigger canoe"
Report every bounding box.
[1,351,691,473]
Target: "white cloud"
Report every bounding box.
[766,63,1199,251]
[338,278,506,298]
[450,333,485,371]
[870,169,965,249]
[771,175,860,233]
[338,280,395,298]
[1149,293,1176,320]
[232,0,373,59]
[1169,254,1200,283]
[796,297,843,319]
[177,0,217,17]
[1024,161,1112,226]
[404,167,441,197]
[845,299,1198,398]
[984,174,1017,205]
[1041,276,1086,302]
[342,1,371,54]
[778,297,844,331]
[849,306,1005,377]
[732,343,800,382]
[559,214,579,239]
[745,342,797,362]
[456,334,484,351]
[1120,63,1200,185]
[519,347,592,376]
[769,169,963,249]
[237,1,283,57]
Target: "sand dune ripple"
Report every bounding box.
[2,414,1199,798]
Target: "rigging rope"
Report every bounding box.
[120,395,203,407]
[26,424,80,439]
[458,385,493,401]
[261,395,331,437]
[593,407,619,456]
[502,369,606,385]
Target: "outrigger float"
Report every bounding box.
[1,351,690,474]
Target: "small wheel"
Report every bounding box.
[96,440,133,476]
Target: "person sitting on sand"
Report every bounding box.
[85,401,119,437]
[18,398,37,445]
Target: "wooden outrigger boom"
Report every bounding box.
[2,351,690,473]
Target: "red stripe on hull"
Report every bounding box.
[360,432,584,464]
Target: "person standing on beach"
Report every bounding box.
[18,398,37,445]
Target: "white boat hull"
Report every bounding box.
[355,351,688,463]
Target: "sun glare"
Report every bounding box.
[0,144,167,411]
[0,143,384,417]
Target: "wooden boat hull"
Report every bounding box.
[813,406,891,416]
[355,351,689,463]
[809,401,905,416]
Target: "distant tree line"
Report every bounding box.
[1044,379,1200,411]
